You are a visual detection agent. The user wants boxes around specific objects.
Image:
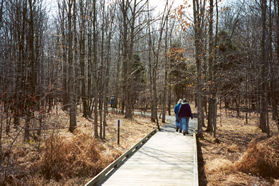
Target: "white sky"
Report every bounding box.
[45,0,189,19]
[45,0,231,19]
[149,0,188,14]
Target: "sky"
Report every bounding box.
[149,0,187,14]
[45,0,189,19]
[44,0,230,26]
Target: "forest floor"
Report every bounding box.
[198,108,279,186]
[2,104,279,186]
[0,105,159,185]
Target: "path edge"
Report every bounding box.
[193,132,199,186]
[84,129,157,186]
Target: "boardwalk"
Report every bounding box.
[102,117,198,186]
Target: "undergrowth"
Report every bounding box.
[200,109,279,186]
[235,135,279,179]
[36,129,120,180]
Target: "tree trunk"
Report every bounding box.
[68,0,76,133]
[259,0,269,136]
[25,0,36,141]
[168,84,172,115]
[121,0,129,117]
[193,0,204,136]
[162,0,169,123]
[0,0,3,26]
[207,0,214,133]
[245,63,249,125]
[213,98,217,138]
[0,108,3,159]
[87,1,93,117]
[103,15,113,139]
[125,0,138,119]
[93,0,98,137]
[152,0,170,130]
[276,0,279,131]
[79,0,89,118]
[115,35,121,110]
[269,0,278,123]
[24,113,30,142]
[73,0,79,114]
[61,1,68,110]
[147,1,155,122]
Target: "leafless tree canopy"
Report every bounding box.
[0,0,279,165]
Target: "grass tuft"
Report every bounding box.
[234,135,279,178]
[36,129,119,181]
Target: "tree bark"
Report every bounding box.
[61,0,68,110]
[162,0,169,123]
[73,0,79,114]
[68,0,76,133]
[93,0,98,137]
[147,0,155,122]
[79,0,89,118]
[207,0,214,133]
[87,1,93,117]
[276,0,279,131]
[259,0,269,136]
[103,6,114,139]
[193,0,204,136]
[121,0,129,117]
[0,0,3,26]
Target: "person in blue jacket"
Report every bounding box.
[178,98,193,135]
[110,96,115,108]
[174,99,183,132]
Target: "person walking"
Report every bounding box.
[178,98,193,135]
[110,96,115,108]
[174,99,182,132]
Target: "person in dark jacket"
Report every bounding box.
[110,96,115,108]
[174,99,182,132]
[178,98,193,135]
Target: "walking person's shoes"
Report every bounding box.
[186,131,189,134]
[183,131,186,135]
[179,129,182,133]
[176,127,179,132]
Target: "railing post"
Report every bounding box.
[117,120,120,145]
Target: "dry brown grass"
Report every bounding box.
[234,135,279,178]
[36,129,118,180]
[0,106,158,185]
[199,108,279,186]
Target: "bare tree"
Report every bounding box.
[259,0,270,136]
[193,0,206,136]
[93,0,98,137]
[67,0,76,132]
[79,0,89,118]
[161,0,169,123]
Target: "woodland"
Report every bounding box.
[0,0,279,185]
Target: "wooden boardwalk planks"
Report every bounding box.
[102,117,198,186]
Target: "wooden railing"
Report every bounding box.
[84,129,157,186]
